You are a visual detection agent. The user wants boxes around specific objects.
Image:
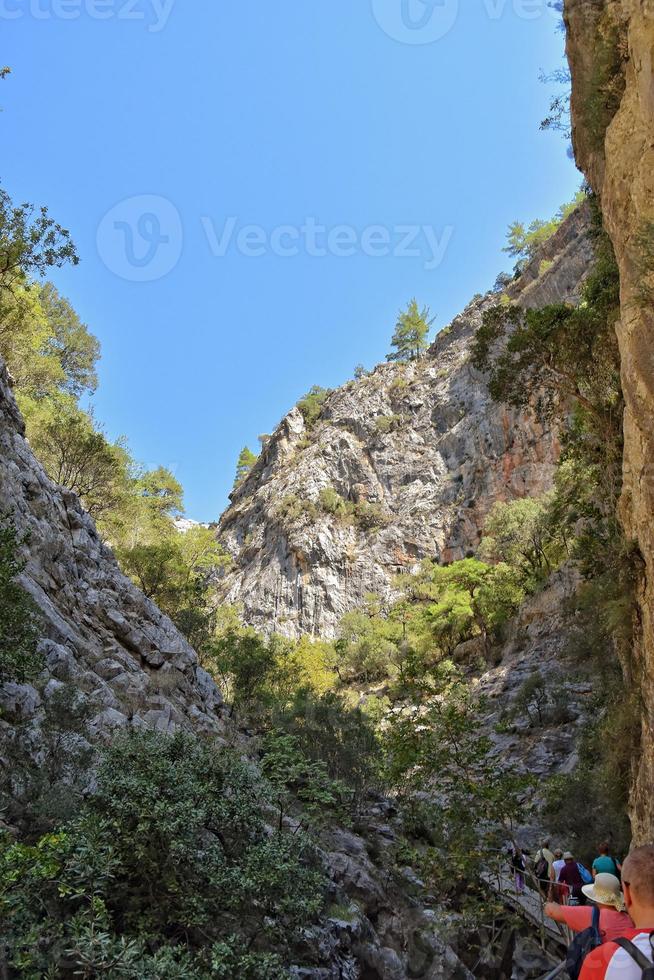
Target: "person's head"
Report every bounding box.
[542,838,551,849]
[564,851,574,863]
[554,848,563,859]
[598,841,610,855]
[582,873,625,912]
[622,846,654,925]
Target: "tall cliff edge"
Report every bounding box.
[565,0,654,844]
[0,358,223,742]
[216,207,593,638]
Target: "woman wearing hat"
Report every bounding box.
[545,873,634,943]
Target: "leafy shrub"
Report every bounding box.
[352,501,389,532]
[297,386,330,429]
[272,688,383,807]
[260,730,351,826]
[318,486,350,517]
[1,684,95,837]
[375,413,403,435]
[0,730,324,978]
[276,495,319,525]
[0,516,41,683]
[512,670,572,728]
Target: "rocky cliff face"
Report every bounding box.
[0,358,224,742]
[565,0,654,844]
[216,207,593,639]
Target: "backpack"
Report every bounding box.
[578,863,593,885]
[535,852,549,881]
[613,935,654,978]
[565,905,601,980]
[608,856,622,881]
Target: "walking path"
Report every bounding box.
[481,865,570,949]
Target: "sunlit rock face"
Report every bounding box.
[565,0,654,845]
[0,357,224,742]
[216,208,593,639]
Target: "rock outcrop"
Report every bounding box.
[0,357,224,741]
[216,207,593,639]
[565,0,654,843]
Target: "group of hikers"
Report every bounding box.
[506,840,654,977]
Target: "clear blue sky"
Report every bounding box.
[2,1,579,521]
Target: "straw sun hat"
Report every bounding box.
[582,873,626,911]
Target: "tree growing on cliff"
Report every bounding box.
[386,299,435,362]
[233,446,258,489]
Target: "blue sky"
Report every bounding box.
[2,0,579,521]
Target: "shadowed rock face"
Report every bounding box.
[216,208,593,639]
[0,358,223,740]
[565,0,654,844]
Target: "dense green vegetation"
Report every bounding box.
[1,731,324,978]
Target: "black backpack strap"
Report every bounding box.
[614,936,654,970]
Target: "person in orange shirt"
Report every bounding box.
[579,846,654,978]
[545,873,633,943]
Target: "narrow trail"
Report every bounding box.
[480,859,571,979]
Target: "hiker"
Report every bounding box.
[545,873,633,942]
[559,851,586,904]
[511,845,527,895]
[593,842,622,880]
[580,844,654,978]
[535,838,555,895]
[551,848,566,901]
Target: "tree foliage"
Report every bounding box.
[386,298,435,362]
[233,445,258,489]
[0,185,78,293]
[502,191,585,272]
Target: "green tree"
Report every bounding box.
[38,283,100,397]
[0,516,41,682]
[480,496,563,588]
[503,191,586,271]
[0,185,78,293]
[335,597,401,683]
[384,675,530,902]
[297,386,330,429]
[25,399,128,518]
[233,445,258,489]
[386,299,435,362]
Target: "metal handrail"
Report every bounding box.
[538,962,567,980]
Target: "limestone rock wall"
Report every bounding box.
[0,357,224,741]
[565,0,654,843]
[216,208,593,639]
